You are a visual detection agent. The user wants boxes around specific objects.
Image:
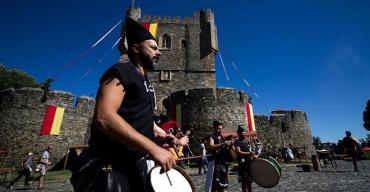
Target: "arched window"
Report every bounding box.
[162,34,171,49]
[181,39,187,49]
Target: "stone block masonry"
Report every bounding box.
[0,88,94,166]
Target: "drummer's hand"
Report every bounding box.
[151,146,175,173]
[250,152,257,158]
[224,140,232,146]
[176,136,189,146]
[157,133,177,147]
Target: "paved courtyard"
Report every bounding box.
[1,160,369,192]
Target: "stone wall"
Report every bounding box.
[0,88,94,166]
[0,87,316,165]
[167,87,251,153]
[255,110,316,158]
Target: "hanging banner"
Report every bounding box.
[176,104,182,128]
[246,102,256,132]
[141,22,158,37]
[41,105,65,135]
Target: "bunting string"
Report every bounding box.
[218,51,230,81]
[52,20,122,80]
[70,36,121,88]
[217,41,271,113]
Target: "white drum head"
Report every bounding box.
[148,166,194,192]
[250,158,280,188]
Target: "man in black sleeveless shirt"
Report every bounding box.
[72,18,177,192]
[207,121,232,192]
[234,126,255,192]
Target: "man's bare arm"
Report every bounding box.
[207,137,223,151]
[94,76,174,171]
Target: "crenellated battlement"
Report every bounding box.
[170,88,250,105]
[139,9,215,25]
[141,15,199,24]
[0,87,95,110]
[272,109,308,122]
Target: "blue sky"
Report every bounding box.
[1,0,369,142]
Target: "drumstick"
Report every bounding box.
[177,154,211,161]
[165,171,173,186]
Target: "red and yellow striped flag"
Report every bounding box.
[141,22,158,37]
[246,102,256,132]
[41,105,65,135]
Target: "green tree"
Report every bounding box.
[363,100,370,131]
[0,64,38,90]
[313,136,323,150]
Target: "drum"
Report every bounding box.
[147,165,195,192]
[266,156,281,174]
[250,157,281,188]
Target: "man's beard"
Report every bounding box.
[139,51,158,71]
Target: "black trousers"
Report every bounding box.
[349,150,359,171]
[9,168,31,186]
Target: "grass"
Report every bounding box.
[41,170,72,181]
[1,170,72,184]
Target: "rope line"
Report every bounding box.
[51,20,122,80]
[217,41,271,113]
[218,51,230,81]
[70,36,121,88]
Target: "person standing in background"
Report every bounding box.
[234,126,255,192]
[38,146,52,190]
[8,152,33,189]
[343,131,361,172]
[207,120,231,192]
[199,138,208,174]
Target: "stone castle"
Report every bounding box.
[0,7,315,165]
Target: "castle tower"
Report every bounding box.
[118,7,218,114]
[168,88,251,153]
[255,109,316,158]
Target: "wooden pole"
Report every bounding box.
[63,147,70,170]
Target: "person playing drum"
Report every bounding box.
[234,125,256,192]
[207,120,232,192]
[71,18,182,192]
